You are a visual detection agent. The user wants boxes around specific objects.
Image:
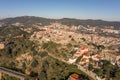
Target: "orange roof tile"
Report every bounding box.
[70,73,80,79]
[83,53,89,56]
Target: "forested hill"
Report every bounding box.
[0,16,120,29]
[0,16,55,26]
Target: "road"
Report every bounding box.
[0,67,26,80]
[47,52,105,80]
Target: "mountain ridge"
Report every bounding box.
[0,16,120,29]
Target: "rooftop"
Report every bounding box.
[70,73,83,80]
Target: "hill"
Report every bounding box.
[0,16,120,29]
[0,16,55,26]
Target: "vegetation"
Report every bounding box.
[0,16,55,26]
[37,56,89,80]
[0,25,30,38]
[0,37,89,80]
[42,41,69,59]
[81,37,86,41]
[75,56,82,64]
[1,74,19,80]
[88,42,105,52]
[70,50,76,55]
[39,51,48,58]
[92,60,120,79]
[42,41,59,50]
[0,38,35,58]
[31,59,39,67]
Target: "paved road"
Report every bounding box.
[0,67,25,80]
[77,65,105,80]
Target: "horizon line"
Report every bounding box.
[0,15,120,22]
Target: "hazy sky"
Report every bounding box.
[0,0,120,21]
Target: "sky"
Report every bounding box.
[0,0,120,21]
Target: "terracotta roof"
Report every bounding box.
[70,73,80,79]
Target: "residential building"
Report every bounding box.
[68,73,83,80]
[92,54,103,61]
[0,43,4,49]
[68,58,77,64]
[73,46,89,58]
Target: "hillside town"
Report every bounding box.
[0,22,120,80]
[29,22,120,80]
